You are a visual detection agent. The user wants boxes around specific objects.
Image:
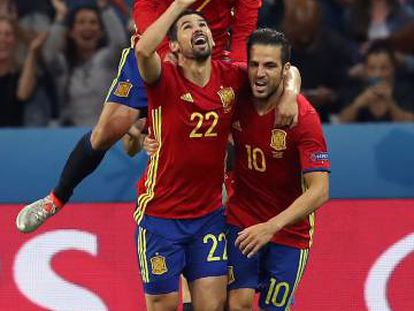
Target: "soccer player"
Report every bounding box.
[133,1,250,309]
[16,0,295,233]
[226,29,330,311]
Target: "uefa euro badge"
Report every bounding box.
[114,81,132,97]
[217,86,235,113]
[227,265,235,285]
[270,129,287,151]
[150,255,168,275]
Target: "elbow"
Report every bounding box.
[319,184,330,206]
[135,42,152,59]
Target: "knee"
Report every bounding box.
[90,124,119,150]
[228,296,253,311]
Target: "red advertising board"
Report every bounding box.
[1,200,413,310]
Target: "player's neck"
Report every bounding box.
[254,85,284,116]
[178,57,212,87]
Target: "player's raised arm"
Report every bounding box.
[135,0,197,84]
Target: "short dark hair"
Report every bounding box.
[365,40,397,68]
[167,9,207,41]
[247,28,291,65]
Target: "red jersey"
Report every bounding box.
[133,0,261,61]
[226,94,330,249]
[134,61,247,222]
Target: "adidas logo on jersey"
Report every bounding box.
[180,92,194,103]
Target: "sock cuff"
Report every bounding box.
[49,191,64,209]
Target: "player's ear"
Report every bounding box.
[169,41,179,53]
[283,62,291,78]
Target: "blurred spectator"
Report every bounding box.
[282,0,353,122]
[0,17,46,127]
[346,0,414,43]
[0,0,17,19]
[43,0,127,127]
[258,0,284,29]
[320,0,353,35]
[339,40,414,123]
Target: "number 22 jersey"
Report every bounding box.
[135,61,247,223]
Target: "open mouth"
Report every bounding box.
[253,80,267,92]
[191,32,207,47]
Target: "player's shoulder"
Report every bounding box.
[298,93,318,119]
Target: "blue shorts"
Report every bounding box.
[135,208,228,295]
[227,225,310,311]
[105,47,148,109]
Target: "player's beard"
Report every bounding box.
[192,46,211,62]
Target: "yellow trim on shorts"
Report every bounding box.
[104,47,131,102]
[285,249,309,311]
[137,227,150,283]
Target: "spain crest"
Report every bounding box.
[114,81,132,97]
[150,255,168,275]
[270,129,287,151]
[217,87,235,113]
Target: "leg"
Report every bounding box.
[228,288,255,311]
[226,225,260,311]
[15,103,138,233]
[181,275,192,304]
[136,226,184,311]
[182,209,228,311]
[258,245,309,311]
[190,276,227,311]
[54,103,139,203]
[145,292,179,311]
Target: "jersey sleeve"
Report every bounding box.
[297,97,330,173]
[229,0,261,62]
[105,48,148,109]
[132,0,171,59]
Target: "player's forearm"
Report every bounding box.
[135,1,188,58]
[267,176,329,232]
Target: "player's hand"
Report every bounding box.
[275,89,298,128]
[235,222,274,258]
[143,134,159,156]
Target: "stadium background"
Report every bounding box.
[1,123,413,310]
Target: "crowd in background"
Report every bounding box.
[1,0,414,127]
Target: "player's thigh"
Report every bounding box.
[183,210,228,310]
[135,226,184,300]
[190,275,227,311]
[183,209,228,282]
[91,102,139,149]
[226,225,259,311]
[259,245,310,311]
